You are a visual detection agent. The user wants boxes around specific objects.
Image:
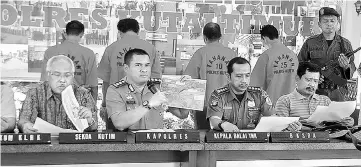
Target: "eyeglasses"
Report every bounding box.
[49,71,73,80]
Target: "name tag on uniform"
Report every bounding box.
[126,101,136,104]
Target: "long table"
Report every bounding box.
[2,138,361,167]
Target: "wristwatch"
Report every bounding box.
[142,100,152,110]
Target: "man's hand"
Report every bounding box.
[287,121,302,131]
[338,54,350,69]
[149,92,167,108]
[340,117,354,127]
[79,106,93,123]
[22,122,38,133]
[221,122,240,132]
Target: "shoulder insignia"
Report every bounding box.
[112,80,127,88]
[215,87,229,95]
[149,78,162,84]
[247,86,261,92]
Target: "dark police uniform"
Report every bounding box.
[207,84,274,129]
[298,7,355,101]
[106,77,163,130]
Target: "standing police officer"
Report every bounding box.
[207,57,274,132]
[298,7,356,101]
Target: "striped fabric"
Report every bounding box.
[275,89,331,118]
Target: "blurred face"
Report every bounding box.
[296,71,320,97]
[228,63,251,94]
[125,54,151,85]
[47,60,74,94]
[318,15,338,34]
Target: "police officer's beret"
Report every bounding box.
[112,80,127,88]
[149,78,162,84]
[319,7,340,17]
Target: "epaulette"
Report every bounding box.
[247,86,261,92]
[112,80,127,88]
[148,78,161,84]
[214,87,229,95]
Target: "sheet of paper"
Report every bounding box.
[308,101,356,122]
[252,117,300,132]
[33,117,78,136]
[61,85,89,132]
[161,75,206,111]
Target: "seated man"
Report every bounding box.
[19,55,98,133]
[275,62,354,131]
[207,57,274,132]
[106,48,189,131]
[1,84,16,133]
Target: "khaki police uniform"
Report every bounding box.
[207,84,274,129]
[97,34,161,85]
[106,77,163,130]
[298,34,355,101]
[250,42,299,105]
[184,42,237,129]
[40,40,98,88]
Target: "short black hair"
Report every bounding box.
[124,48,149,66]
[260,24,279,40]
[203,22,222,42]
[117,18,140,33]
[66,20,84,36]
[227,57,250,75]
[297,62,321,78]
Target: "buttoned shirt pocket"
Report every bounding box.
[310,50,323,59]
[248,107,261,125]
[223,109,233,123]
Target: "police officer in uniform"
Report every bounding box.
[106,49,188,130]
[184,22,237,129]
[207,57,274,132]
[298,7,355,101]
[98,18,161,122]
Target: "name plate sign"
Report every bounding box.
[270,132,330,143]
[59,132,127,144]
[0,133,51,145]
[135,132,200,143]
[206,132,269,143]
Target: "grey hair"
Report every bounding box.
[46,55,75,72]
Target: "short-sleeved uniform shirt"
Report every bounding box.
[98,35,161,84]
[184,42,237,105]
[250,43,299,104]
[106,78,163,130]
[1,85,16,118]
[275,89,331,118]
[40,40,98,87]
[207,84,274,129]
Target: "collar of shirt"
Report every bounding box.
[121,34,139,40]
[292,89,320,101]
[318,33,342,42]
[123,77,152,95]
[63,40,80,46]
[206,41,223,47]
[225,84,254,103]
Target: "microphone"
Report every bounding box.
[147,81,168,110]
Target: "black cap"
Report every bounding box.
[319,7,340,17]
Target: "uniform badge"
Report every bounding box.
[126,94,133,100]
[248,100,255,107]
[211,100,218,107]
